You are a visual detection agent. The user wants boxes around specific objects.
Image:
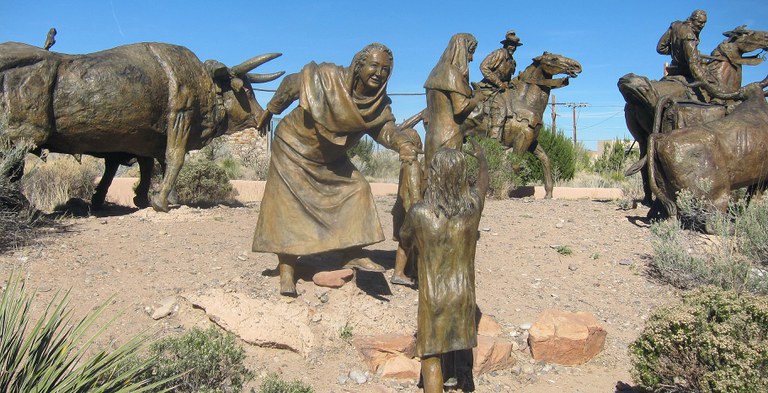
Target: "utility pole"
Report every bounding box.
[550,94,557,133]
[564,102,589,145]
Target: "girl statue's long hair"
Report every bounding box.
[423,148,476,218]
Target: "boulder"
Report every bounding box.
[354,334,416,372]
[312,269,354,288]
[477,312,504,337]
[473,335,516,374]
[149,296,178,320]
[378,354,420,380]
[528,309,606,365]
[185,289,315,356]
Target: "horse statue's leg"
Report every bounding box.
[531,142,554,199]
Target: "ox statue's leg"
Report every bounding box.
[153,110,192,212]
[624,108,653,206]
[531,143,554,199]
[91,156,120,209]
[133,156,154,209]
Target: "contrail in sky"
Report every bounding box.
[110,0,125,37]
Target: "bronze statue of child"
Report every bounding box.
[399,141,489,392]
[391,127,424,286]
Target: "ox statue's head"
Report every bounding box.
[205,54,284,132]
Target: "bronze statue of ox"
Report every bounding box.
[648,77,768,232]
[463,52,582,198]
[0,41,283,211]
[618,26,768,205]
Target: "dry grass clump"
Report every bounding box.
[0,140,38,251]
[21,153,102,212]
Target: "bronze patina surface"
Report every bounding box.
[0,40,282,211]
[251,43,418,296]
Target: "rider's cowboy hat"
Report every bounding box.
[501,31,523,46]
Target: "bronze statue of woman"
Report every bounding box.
[253,43,418,296]
[423,33,483,166]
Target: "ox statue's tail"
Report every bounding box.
[646,95,679,218]
[647,133,677,218]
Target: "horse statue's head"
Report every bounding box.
[720,26,768,59]
[531,52,582,78]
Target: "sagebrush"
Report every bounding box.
[649,194,768,295]
[140,326,254,393]
[259,373,314,393]
[630,286,768,392]
[174,156,236,206]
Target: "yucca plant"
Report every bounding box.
[0,273,175,392]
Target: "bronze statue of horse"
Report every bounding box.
[619,26,768,205]
[463,52,582,198]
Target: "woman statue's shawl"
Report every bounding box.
[423,33,476,97]
[299,61,394,146]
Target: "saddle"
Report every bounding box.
[659,99,727,133]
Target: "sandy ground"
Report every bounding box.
[0,180,678,393]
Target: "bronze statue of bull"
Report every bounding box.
[0,41,283,211]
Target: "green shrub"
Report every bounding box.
[143,326,253,393]
[556,245,573,256]
[339,323,353,340]
[175,157,236,206]
[523,126,576,183]
[347,136,374,164]
[592,138,639,181]
[465,136,525,199]
[259,373,314,393]
[630,286,768,392]
[0,272,171,392]
[348,137,401,182]
[218,157,242,180]
[572,141,594,173]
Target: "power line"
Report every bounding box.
[562,102,589,145]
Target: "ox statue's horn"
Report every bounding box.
[231,53,282,76]
[247,71,285,84]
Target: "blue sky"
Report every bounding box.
[2,0,766,150]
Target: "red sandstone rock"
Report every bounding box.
[354,334,417,372]
[477,312,504,337]
[473,335,516,374]
[312,269,354,288]
[378,354,420,380]
[527,309,606,365]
